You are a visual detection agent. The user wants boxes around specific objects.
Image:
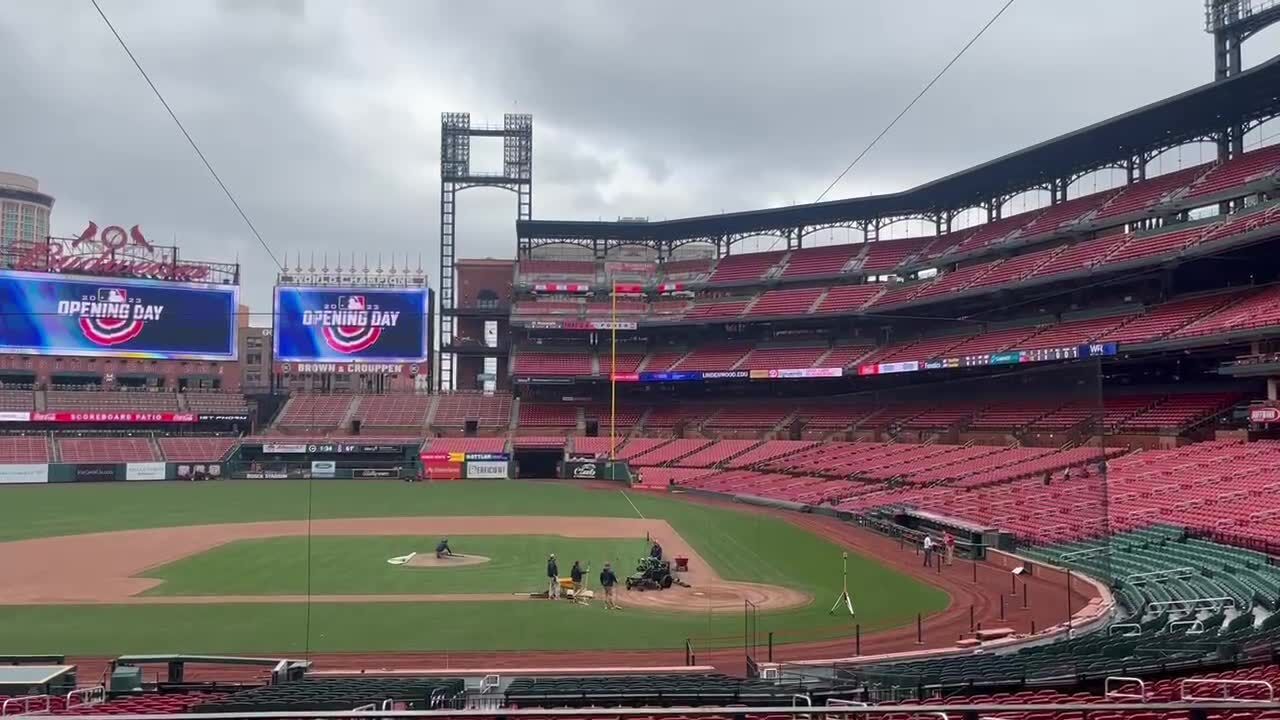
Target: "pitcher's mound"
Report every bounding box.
[388,553,491,568]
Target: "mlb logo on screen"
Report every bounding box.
[98,288,128,303]
[339,296,366,311]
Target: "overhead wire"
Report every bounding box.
[88,0,284,271]
[812,0,1018,205]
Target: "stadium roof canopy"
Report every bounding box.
[519,54,1280,246]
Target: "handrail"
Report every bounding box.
[1105,676,1148,701]
[1109,623,1142,636]
[1180,678,1275,702]
[479,674,501,694]
[66,687,106,710]
[1,695,52,717]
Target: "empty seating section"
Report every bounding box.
[749,287,822,315]
[1095,164,1209,219]
[431,393,512,429]
[860,237,932,272]
[354,395,431,427]
[1200,202,1280,245]
[1117,392,1240,432]
[660,257,713,277]
[503,674,792,708]
[1104,224,1208,264]
[615,437,670,460]
[649,298,690,316]
[946,325,1041,357]
[641,404,715,431]
[1172,285,1280,339]
[737,345,827,370]
[866,281,924,308]
[968,400,1059,430]
[512,348,592,376]
[875,333,971,364]
[628,438,712,465]
[1099,293,1233,344]
[813,284,883,313]
[517,259,595,277]
[1029,233,1131,279]
[912,261,997,300]
[968,248,1062,288]
[706,251,784,283]
[581,404,645,432]
[1020,313,1135,349]
[0,436,51,462]
[674,439,761,467]
[1018,189,1119,237]
[0,389,34,410]
[421,437,506,453]
[518,402,578,428]
[1184,142,1280,200]
[683,296,753,320]
[815,342,874,368]
[644,347,689,372]
[671,343,751,371]
[59,437,157,462]
[278,395,353,427]
[513,299,581,315]
[46,390,178,411]
[157,437,236,461]
[605,351,645,374]
[779,244,858,278]
[703,405,790,429]
[950,213,1034,255]
[183,393,249,413]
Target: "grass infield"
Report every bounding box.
[0,480,947,654]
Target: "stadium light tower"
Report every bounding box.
[438,112,532,391]
[1204,0,1280,157]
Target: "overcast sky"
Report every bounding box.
[4,0,1280,319]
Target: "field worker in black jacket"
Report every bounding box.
[599,562,619,610]
[547,554,560,600]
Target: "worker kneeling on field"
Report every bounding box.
[436,537,453,559]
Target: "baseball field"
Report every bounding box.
[0,480,949,658]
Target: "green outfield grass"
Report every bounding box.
[0,480,947,654]
[143,535,649,596]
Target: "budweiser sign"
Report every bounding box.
[13,222,211,282]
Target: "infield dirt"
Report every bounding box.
[0,516,809,612]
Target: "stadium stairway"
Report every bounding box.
[340,396,363,431]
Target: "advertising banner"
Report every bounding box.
[263,443,308,454]
[465,460,509,479]
[74,464,119,482]
[0,412,32,422]
[464,453,510,462]
[422,462,463,480]
[0,270,237,360]
[0,464,49,484]
[311,460,337,478]
[274,286,431,363]
[354,468,401,478]
[563,460,601,480]
[125,462,167,481]
[29,412,196,424]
